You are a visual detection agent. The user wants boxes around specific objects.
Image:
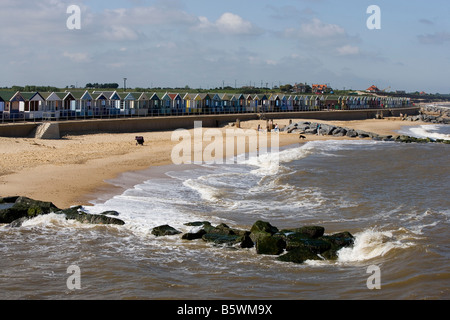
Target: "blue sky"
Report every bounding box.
[1,0,449,93]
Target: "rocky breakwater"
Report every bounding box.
[1,196,355,264]
[284,121,393,141]
[284,120,450,144]
[0,196,125,227]
[153,220,355,264]
[403,105,449,124]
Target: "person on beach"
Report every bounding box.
[316,124,321,136]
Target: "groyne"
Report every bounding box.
[0,107,419,138]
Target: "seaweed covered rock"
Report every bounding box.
[0,196,59,224]
[152,225,182,237]
[249,220,279,243]
[255,235,286,255]
[58,206,125,226]
[277,230,355,263]
[278,247,322,264]
[182,221,255,248]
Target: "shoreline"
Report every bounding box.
[0,118,432,209]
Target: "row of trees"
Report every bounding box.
[85,83,120,89]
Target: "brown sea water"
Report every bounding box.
[1,137,449,300]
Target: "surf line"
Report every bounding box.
[171,120,280,166]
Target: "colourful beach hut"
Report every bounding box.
[149,93,161,115]
[245,94,254,112]
[0,91,25,119]
[21,92,46,120]
[183,93,194,114]
[169,93,183,114]
[198,94,212,113]
[72,90,93,116]
[41,92,62,118]
[211,94,222,113]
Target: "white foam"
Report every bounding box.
[403,125,450,141]
[337,228,414,263]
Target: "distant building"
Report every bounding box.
[396,90,406,94]
[293,83,307,93]
[366,85,380,93]
[312,84,328,94]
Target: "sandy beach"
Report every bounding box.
[0,117,427,209]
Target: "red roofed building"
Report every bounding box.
[312,84,328,94]
[366,85,380,93]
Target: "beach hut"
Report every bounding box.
[93,92,108,115]
[92,91,121,116]
[269,94,279,112]
[161,93,173,115]
[198,94,212,113]
[281,95,289,111]
[292,96,299,111]
[246,94,255,112]
[169,93,183,114]
[149,93,161,115]
[41,92,62,119]
[134,92,149,115]
[183,93,194,114]
[21,92,46,120]
[93,92,109,116]
[0,94,4,118]
[56,92,76,117]
[255,94,268,112]
[287,95,294,111]
[0,91,25,120]
[230,95,239,113]
[193,94,203,113]
[220,93,231,112]
[72,90,93,116]
[237,94,246,112]
[121,93,137,115]
[211,94,222,113]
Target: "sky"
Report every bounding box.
[1,0,449,93]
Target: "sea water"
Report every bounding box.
[0,127,449,300]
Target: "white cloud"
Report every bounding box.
[216,13,257,35]
[102,25,140,41]
[337,45,360,56]
[194,12,261,35]
[298,18,345,38]
[63,51,90,63]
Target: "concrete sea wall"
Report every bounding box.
[0,107,419,138]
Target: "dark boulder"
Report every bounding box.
[249,220,279,243]
[255,235,286,255]
[99,210,120,216]
[295,226,325,238]
[332,128,347,137]
[318,231,355,260]
[152,225,182,237]
[182,229,207,240]
[202,233,241,246]
[277,247,321,264]
[59,206,125,225]
[0,196,59,224]
[346,129,358,138]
